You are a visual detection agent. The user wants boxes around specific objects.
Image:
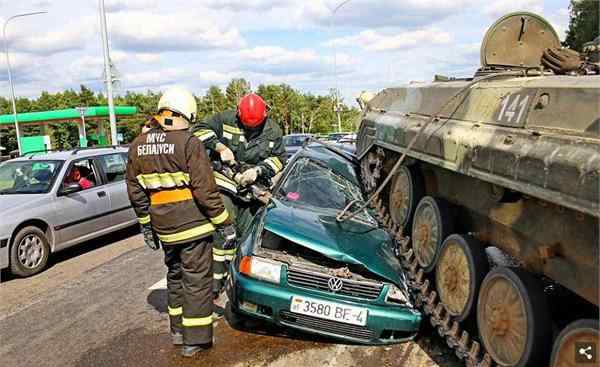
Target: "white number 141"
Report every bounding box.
[498,94,530,124]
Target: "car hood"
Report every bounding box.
[263,199,405,285]
[0,194,48,217]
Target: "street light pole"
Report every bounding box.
[3,11,47,155]
[329,0,352,133]
[99,0,118,146]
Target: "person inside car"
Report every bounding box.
[66,166,94,190]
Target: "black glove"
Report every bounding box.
[141,223,160,251]
[221,224,237,250]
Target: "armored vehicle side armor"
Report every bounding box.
[356,12,599,367]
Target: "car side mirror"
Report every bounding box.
[59,182,82,196]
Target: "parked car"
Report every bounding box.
[227,143,421,345]
[325,132,353,142]
[0,147,137,276]
[282,134,313,159]
[337,134,356,144]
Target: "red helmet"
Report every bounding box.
[238,93,267,128]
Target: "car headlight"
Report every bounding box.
[239,256,282,284]
[386,284,411,306]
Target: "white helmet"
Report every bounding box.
[157,86,197,130]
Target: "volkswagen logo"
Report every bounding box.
[328,277,344,292]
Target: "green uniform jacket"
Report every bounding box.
[192,110,286,181]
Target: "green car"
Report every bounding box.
[227,144,421,345]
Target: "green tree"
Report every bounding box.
[200,86,227,117]
[563,0,599,51]
[0,80,360,155]
[225,78,251,109]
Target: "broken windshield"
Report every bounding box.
[278,158,375,224]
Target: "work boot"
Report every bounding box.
[181,342,213,358]
[171,332,183,346]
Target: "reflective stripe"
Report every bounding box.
[194,129,216,142]
[269,141,275,148]
[213,172,237,193]
[213,248,236,256]
[213,272,224,280]
[168,306,183,316]
[213,254,226,262]
[213,248,236,261]
[264,157,283,173]
[136,172,190,190]
[158,223,215,243]
[182,316,213,327]
[138,215,151,225]
[210,209,229,225]
[223,132,233,140]
[223,124,243,134]
[150,188,193,205]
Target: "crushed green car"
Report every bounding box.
[226,145,421,345]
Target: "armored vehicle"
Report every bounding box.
[355,12,599,367]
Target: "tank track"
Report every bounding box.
[362,153,494,367]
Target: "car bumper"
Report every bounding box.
[227,270,421,345]
[0,237,9,269]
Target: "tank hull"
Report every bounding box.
[357,74,600,306]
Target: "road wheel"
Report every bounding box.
[360,149,384,193]
[477,267,552,367]
[550,319,600,367]
[435,234,488,322]
[9,226,50,277]
[388,165,424,233]
[411,196,454,273]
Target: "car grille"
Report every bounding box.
[279,311,376,341]
[286,267,383,300]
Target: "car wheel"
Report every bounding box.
[10,226,50,277]
[225,301,248,330]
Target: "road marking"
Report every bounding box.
[149,278,167,290]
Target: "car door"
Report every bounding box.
[97,152,136,228]
[53,158,111,249]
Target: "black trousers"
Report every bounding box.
[163,237,213,345]
[212,194,259,294]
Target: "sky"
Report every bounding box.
[0,0,573,106]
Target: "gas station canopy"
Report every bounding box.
[0,106,138,154]
[0,106,137,126]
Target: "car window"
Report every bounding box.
[0,160,63,195]
[283,135,310,147]
[279,158,364,211]
[63,159,98,191]
[98,154,127,183]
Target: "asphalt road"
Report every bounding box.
[0,227,461,367]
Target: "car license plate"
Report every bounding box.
[290,296,368,326]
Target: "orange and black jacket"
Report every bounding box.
[126,127,231,245]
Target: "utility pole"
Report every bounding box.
[3,11,47,155]
[329,0,352,133]
[99,0,117,146]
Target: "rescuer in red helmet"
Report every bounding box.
[192,92,285,295]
